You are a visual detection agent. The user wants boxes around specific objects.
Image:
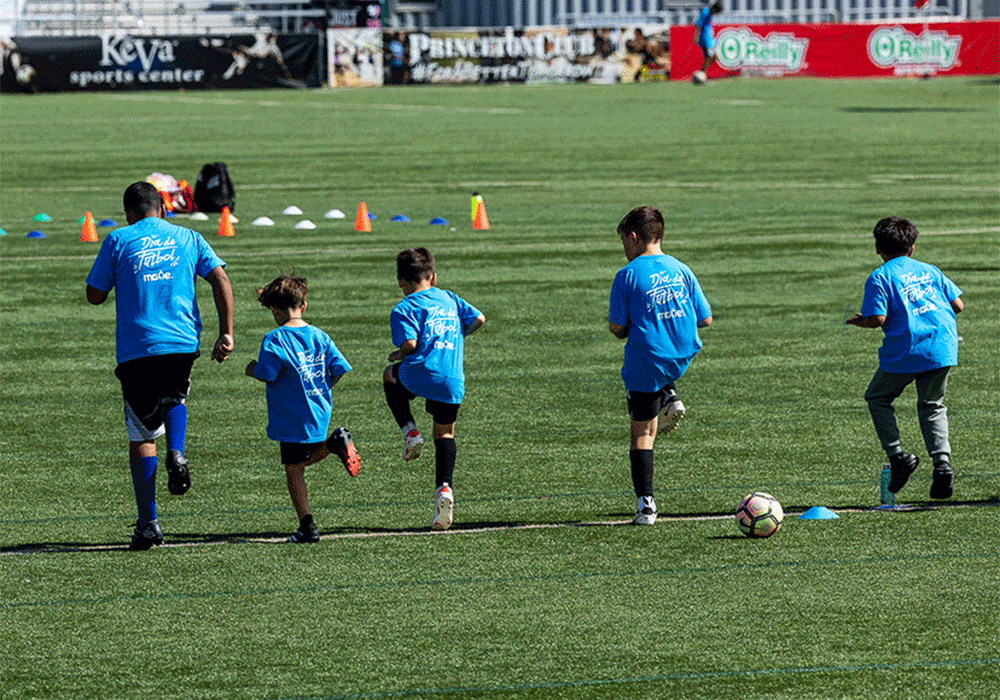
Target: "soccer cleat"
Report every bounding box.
[326,427,360,477]
[658,399,686,434]
[930,462,954,499]
[165,449,191,495]
[403,429,424,462]
[128,519,164,550]
[632,496,658,525]
[288,520,320,543]
[432,484,454,531]
[887,452,919,493]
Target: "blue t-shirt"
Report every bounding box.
[609,254,712,392]
[86,217,226,363]
[252,324,352,443]
[696,7,715,48]
[860,256,962,374]
[391,287,482,404]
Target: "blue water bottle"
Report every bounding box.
[880,465,894,506]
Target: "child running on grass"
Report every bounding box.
[608,206,713,525]
[846,216,964,500]
[382,247,485,530]
[246,273,360,543]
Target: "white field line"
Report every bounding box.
[104,93,525,115]
[4,502,992,555]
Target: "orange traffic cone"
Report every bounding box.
[473,199,490,230]
[80,211,99,242]
[355,202,372,232]
[218,206,235,237]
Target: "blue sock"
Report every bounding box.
[165,403,187,455]
[130,457,158,524]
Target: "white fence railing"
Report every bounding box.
[7,0,985,36]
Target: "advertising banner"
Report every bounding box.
[0,33,321,93]
[328,29,382,86]
[382,26,672,85]
[670,21,999,80]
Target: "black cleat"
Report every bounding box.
[128,519,164,551]
[930,462,954,499]
[166,449,191,495]
[287,520,320,543]
[887,452,919,493]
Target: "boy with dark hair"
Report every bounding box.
[383,247,485,530]
[846,216,964,499]
[696,0,724,75]
[246,273,359,543]
[609,206,713,525]
[86,181,234,550]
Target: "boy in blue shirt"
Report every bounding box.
[86,181,234,550]
[609,206,713,525]
[846,217,964,499]
[695,1,723,76]
[382,247,485,530]
[246,273,359,543]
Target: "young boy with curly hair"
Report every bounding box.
[246,273,359,543]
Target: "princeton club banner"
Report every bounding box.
[381,26,671,85]
[670,20,999,80]
[0,33,321,93]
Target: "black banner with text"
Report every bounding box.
[1,33,321,93]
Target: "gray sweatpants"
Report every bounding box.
[864,365,952,462]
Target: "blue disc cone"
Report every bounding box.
[99,219,118,227]
[429,217,449,225]
[391,215,410,222]
[27,230,47,238]
[799,506,839,520]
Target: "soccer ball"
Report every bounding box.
[691,70,708,85]
[735,492,784,538]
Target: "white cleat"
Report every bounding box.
[403,429,424,462]
[432,484,454,530]
[632,496,658,525]
[658,399,686,434]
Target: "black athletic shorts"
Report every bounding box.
[115,352,198,432]
[626,382,677,422]
[280,441,325,466]
[390,363,461,425]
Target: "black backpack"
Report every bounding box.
[194,162,235,212]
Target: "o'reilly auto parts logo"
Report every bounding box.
[716,28,808,75]
[868,27,961,74]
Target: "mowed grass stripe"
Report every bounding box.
[5,549,996,608]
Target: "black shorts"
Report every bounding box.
[280,441,324,466]
[390,363,461,425]
[626,383,677,422]
[115,352,198,433]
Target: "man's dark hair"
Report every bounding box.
[396,247,435,283]
[872,216,918,256]
[617,206,665,244]
[123,181,163,217]
[257,273,308,309]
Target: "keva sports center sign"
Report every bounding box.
[670,21,998,80]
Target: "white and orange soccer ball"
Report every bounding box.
[735,492,784,538]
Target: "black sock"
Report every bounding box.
[629,449,654,498]
[435,438,456,488]
[299,514,314,530]
[383,379,416,429]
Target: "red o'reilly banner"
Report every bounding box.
[670,21,999,80]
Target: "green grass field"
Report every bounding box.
[1,77,998,700]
